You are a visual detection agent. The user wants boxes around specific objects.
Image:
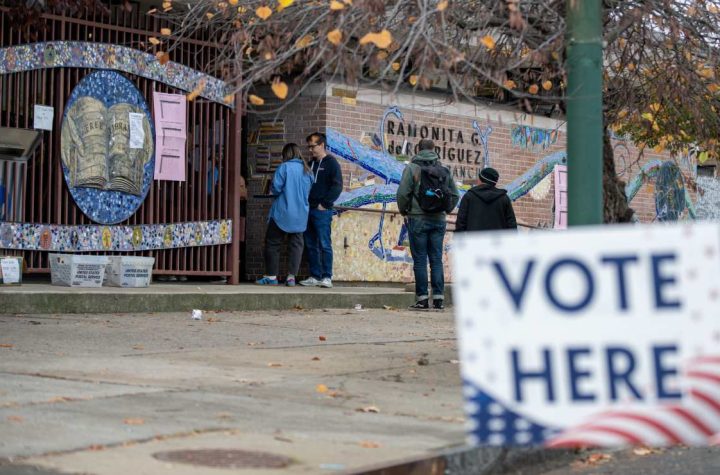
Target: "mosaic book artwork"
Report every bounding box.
[0,42,231,106]
[61,70,155,224]
[0,220,232,252]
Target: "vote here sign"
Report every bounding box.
[452,223,720,448]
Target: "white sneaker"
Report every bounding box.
[319,277,333,288]
[299,276,320,286]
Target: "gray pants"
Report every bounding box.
[264,219,304,276]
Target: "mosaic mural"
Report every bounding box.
[60,70,155,224]
[625,159,696,220]
[0,42,230,105]
[0,220,232,252]
[510,124,560,151]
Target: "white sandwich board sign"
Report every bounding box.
[452,223,720,447]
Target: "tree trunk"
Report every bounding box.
[602,125,635,223]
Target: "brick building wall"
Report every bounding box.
[244,83,684,282]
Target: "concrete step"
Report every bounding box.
[0,283,435,315]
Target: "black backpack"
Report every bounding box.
[415,162,454,213]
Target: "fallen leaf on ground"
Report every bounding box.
[319,335,327,341]
[216,412,233,420]
[274,435,293,443]
[450,359,460,364]
[572,453,612,468]
[0,344,13,348]
[7,415,24,423]
[206,317,221,323]
[88,444,105,451]
[359,440,381,448]
[633,447,660,456]
[268,362,282,367]
[123,418,145,425]
[356,406,380,413]
[316,384,329,393]
[247,341,264,346]
[293,304,303,310]
[382,305,395,310]
[132,345,144,350]
[311,357,321,361]
[47,396,77,403]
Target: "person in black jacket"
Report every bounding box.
[455,167,517,232]
[299,132,344,288]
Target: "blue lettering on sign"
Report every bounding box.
[567,348,595,401]
[653,345,682,399]
[493,260,536,312]
[544,258,595,312]
[493,253,682,313]
[601,255,639,311]
[511,345,681,403]
[651,253,681,309]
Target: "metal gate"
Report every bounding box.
[0,5,243,282]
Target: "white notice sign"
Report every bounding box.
[453,223,720,448]
[0,258,20,284]
[33,105,54,131]
[128,112,145,149]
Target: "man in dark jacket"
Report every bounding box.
[455,167,517,232]
[299,132,344,288]
[397,139,459,310]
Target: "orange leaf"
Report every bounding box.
[528,84,539,94]
[480,35,495,50]
[229,0,238,5]
[267,361,282,367]
[271,79,289,100]
[503,79,516,89]
[249,94,265,106]
[409,75,418,86]
[295,34,313,49]
[162,2,172,11]
[256,5,272,20]
[155,51,170,65]
[223,94,235,103]
[0,344,13,348]
[160,28,172,36]
[437,1,448,12]
[148,37,160,46]
[542,80,553,90]
[319,335,327,341]
[123,418,145,425]
[359,440,381,448]
[278,0,295,11]
[187,79,207,101]
[330,0,345,10]
[316,384,329,393]
[391,62,401,71]
[327,29,343,45]
[311,356,321,361]
[359,30,393,49]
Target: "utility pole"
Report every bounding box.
[566,0,603,225]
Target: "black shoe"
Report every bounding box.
[409,299,429,310]
[433,299,445,310]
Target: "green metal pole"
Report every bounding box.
[566,0,603,225]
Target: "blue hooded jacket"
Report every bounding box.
[269,158,313,233]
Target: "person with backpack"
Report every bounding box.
[255,143,313,286]
[455,167,518,233]
[397,139,459,310]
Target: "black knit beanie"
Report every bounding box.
[479,167,499,185]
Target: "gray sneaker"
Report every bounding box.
[299,276,320,286]
[319,277,333,288]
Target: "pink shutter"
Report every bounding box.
[153,92,187,182]
[554,165,567,229]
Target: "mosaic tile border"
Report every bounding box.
[0,41,232,106]
[0,220,232,252]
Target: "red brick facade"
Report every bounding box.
[244,84,680,281]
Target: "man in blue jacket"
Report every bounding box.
[300,132,344,288]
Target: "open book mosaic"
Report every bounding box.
[60,70,154,224]
[0,220,232,252]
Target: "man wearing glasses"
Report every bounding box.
[299,132,344,288]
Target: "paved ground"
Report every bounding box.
[0,307,466,474]
[1,308,717,475]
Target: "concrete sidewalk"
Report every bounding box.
[0,282,426,315]
[0,307,466,474]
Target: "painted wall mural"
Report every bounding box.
[0,220,232,252]
[625,159,696,220]
[510,125,560,151]
[326,105,568,281]
[60,70,155,224]
[0,42,230,105]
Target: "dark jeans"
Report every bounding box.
[304,208,333,279]
[407,218,446,301]
[265,219,304,277]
